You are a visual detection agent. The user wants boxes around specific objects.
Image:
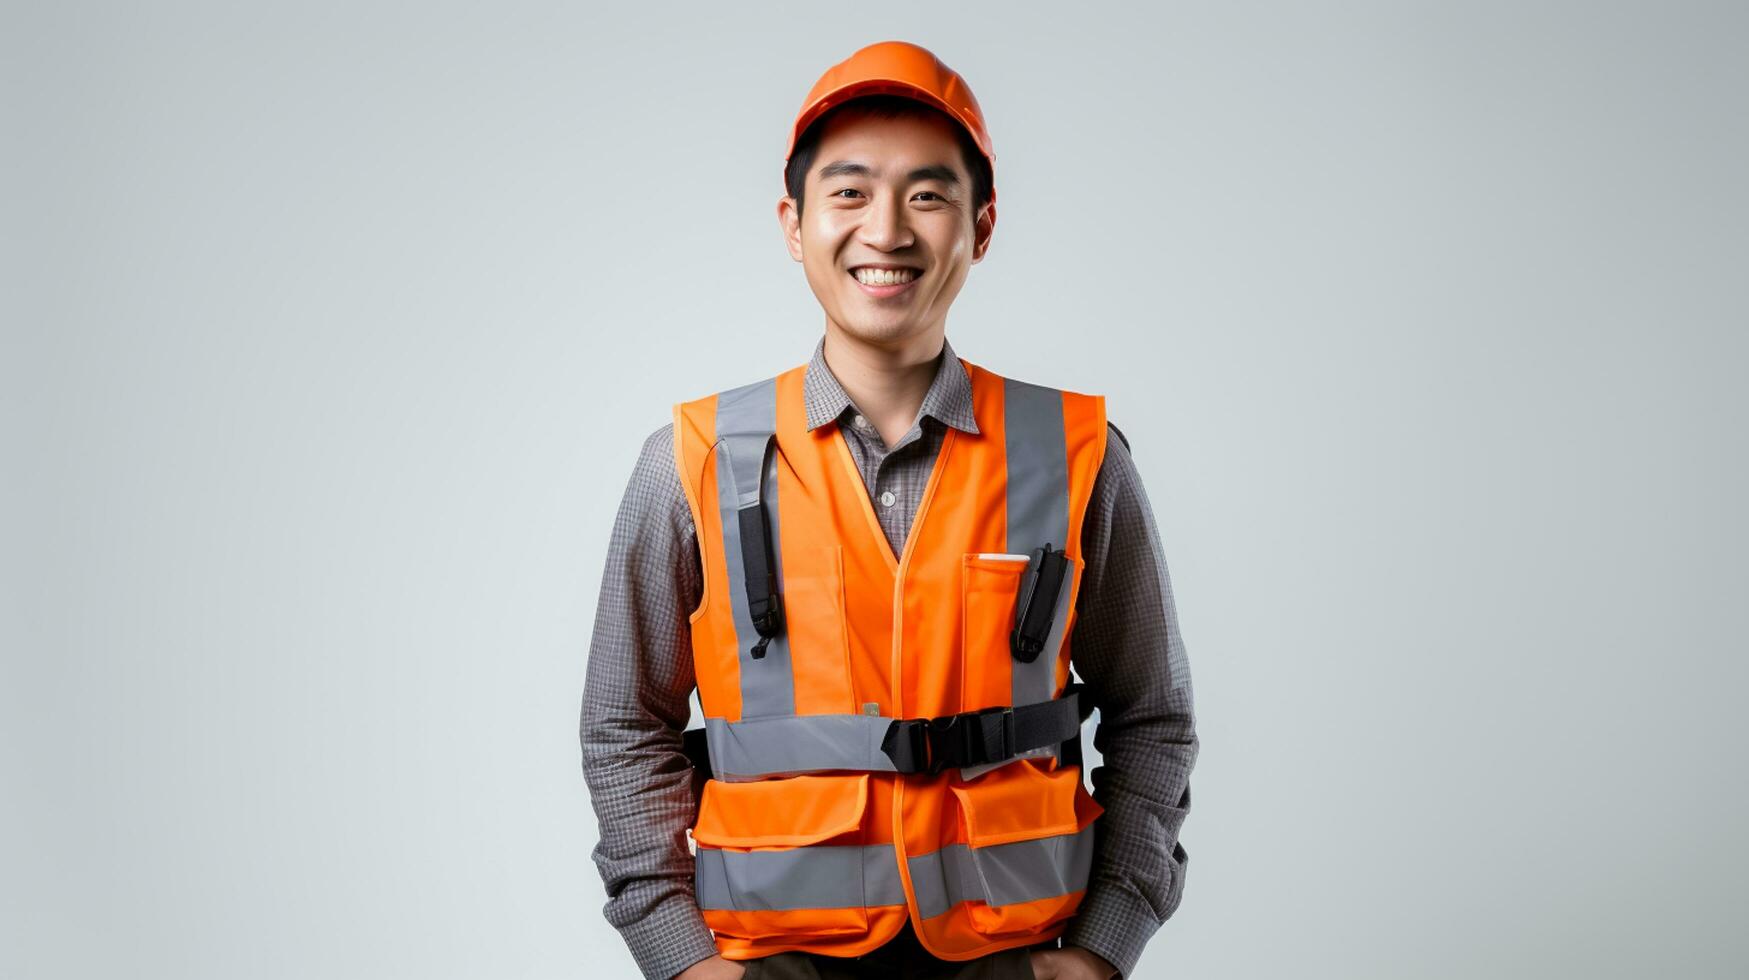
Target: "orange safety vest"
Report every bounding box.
[671,352,1109,963]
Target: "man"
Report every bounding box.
[582,41,1196,980]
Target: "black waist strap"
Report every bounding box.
[879,684,1089,775]
[681,683,1097,780]
[682,725,712,778]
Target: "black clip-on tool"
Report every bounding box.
[1010,542,1070,663]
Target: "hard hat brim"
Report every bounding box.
[784,79,996,168]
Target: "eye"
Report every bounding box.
[914,191,944,202]
[833,188,863,199]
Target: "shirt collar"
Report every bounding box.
[802,334,980,436]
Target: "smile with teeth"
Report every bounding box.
[851,267,919,286]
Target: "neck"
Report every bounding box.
[820,323,944,446]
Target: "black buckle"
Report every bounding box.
[748,594,783,639]
[881,718,930,774]
[882,706,1014,775]
[927,705,1014,774]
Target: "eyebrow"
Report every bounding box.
[815,160,962,186]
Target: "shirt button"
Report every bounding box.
[879,490,896,508]
[853,414,869,429]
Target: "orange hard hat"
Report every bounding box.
[784,40,995,205]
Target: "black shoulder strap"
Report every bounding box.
[717,429,783,657]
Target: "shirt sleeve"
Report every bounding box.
[1060,421,1200,979]
[579,421,721,980]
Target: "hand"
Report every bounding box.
[1028,945,1119,980]
[673,954,747,980]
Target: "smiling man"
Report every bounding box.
[582,41,1198,980]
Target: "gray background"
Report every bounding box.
[4,1,1745,977]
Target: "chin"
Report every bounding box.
[836,317,930,347]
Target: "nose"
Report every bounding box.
[857,190,913,252]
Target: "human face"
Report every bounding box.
[778,110,995,350]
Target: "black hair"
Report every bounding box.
[784,93,993,220]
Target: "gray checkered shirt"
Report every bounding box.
[581,335,1197,979]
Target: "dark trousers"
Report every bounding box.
[740,921,1052,980]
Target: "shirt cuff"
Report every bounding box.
[1061,883,1165,980]
[613,891,721,979]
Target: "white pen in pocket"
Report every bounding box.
[974,553,1032,561]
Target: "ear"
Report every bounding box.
[777,195,804,262]
[970,200,997,264]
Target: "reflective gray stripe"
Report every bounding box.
[909,823,1096,919]
[695,843,905,911]
[705,710,1076,781]
[1003,378,1071,710]
[694,825,1094,916]
[704,713,900,781]
[713,376,794,720]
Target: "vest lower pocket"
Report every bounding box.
[691,772,882,941]
[942,761,1104,937]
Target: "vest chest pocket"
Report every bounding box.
[944,760,1104,937]
[960,552,1086,697]
[961,554,1029,667]
[690,772,881,940]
